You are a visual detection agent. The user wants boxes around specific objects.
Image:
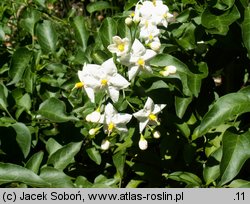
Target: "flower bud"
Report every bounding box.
[101,139,110,150]
[153,130,161,139]
[89,128,98,136]
[139,135,148,150]
[149,41,161,51]
[125,17,133,26]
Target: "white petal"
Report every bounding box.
[132,39,146,56]
[109,74,130,89]
[107,87,120,103]
[144,65,153,73]
[144,97,154,111]
[128,65,140,81]
[153,104,166,114]
[101,58,117,75]
[133,109,148,121]
[143,49,156,60]
[116,125,128,133]
[105,103,117,117]
[84,87,95,103]
[112,36,122,44]
[115,113,132,124]
[107,44,118,53]
[139,119,149,133]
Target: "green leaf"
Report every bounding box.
[46,138,62,156]
[47,141,82,170]
[74,176,93,188]
[91,50,109,64]
[73,16,89,52]
[8,47,32,85]
[242,7,250,58]
[113,150,126,178]
[213,0,235,10]
[40,166,74,187]
[125,180,144,188]
[187,62,208,97]
[201,6,240,35]
[38,97,78,122]
[26,151,44,174]
[86,1,113,13]
[146,80,169,92]
[203,147,222,185]
[11,122,31,158]
[175,96,192,119]
[19,8,41,36]
[228,179,250,188]
[0,83,8,111]
[0,163,48,187]
[218,129,250,186]
[36,20,58,54]
[99,17,117,49]
[193,92,250,139]
[164,171,202,187]
[86,147,101,165]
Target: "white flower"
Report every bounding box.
[101,139,111,150]
[133,97,166,133]
[107,36,130,57]
[89,58,130,103]
[149,40,161,51]
[76,63,101,103]
[160,65,177,77]
[139,24,160,44]
[128,39,156,80]
[86,109,101,123]
[100,103,132,134]
[89,128,97,136]
[153,130,161,139]
[139,134,148,150]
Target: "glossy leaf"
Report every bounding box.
[193,92,250,139]
[218,129,250,186]
[46,138,62,156]
[86,1,113,13]
[213,0,235,10]
[228,179,250,188]
[242,7,250,58]
[86,147,102,165]
[201,6,240,35]
[36,20,58,54]
[0,83,8,111]
[113,150,126,178]
[74,176,92,188]
[11,122,31,158]
[39,166,74,187]
[8,47,32,85]
[164,171,202,187]
[0,163,48,187]
[99,17,117,49]
[25,151,44,174]
[73,16,89,52]
[38,97,78,122]
[47,141,82,170]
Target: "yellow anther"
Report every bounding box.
[75,82,84,89]
[149,34,154,40]
[108,122,115,132]
[152,0,156,6]
[137,58,145,67]
[101,79,108,86]
[118,43,125,52]
[130,12,135,17]
[149,113,157,121]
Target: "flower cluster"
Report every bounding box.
[75,0,175,150]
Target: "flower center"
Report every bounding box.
[152,0,156,6]
[149,113,157,121]
[108,122,115,132]
[117,43,125,52]
[75,82,84,88]
[101,79,108,86]
[149,34,154,40]
[137,58,145,68]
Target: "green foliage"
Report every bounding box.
[1,0,250,188]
